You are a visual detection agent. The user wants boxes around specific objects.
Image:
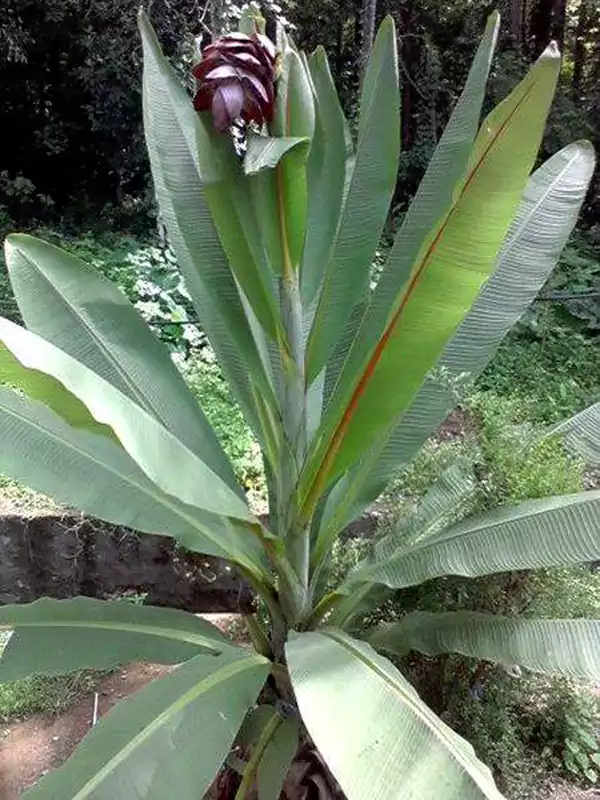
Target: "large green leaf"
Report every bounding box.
[0,388,268,571]
[0,318,252,522]
[0,598,230,680]
[0,342,111,438]
[348,490,600,590]
[317,140,595,545]
[272,45,315,142]
[141,13,283,346]
[324,11,498,399]
[5,233,238,485]
[138,11,281,458]
[257,716,300,800]
[369,612,600,682]
[244,136,309,175]
[300,46,350,306]
[301,43,560,514]
[549,402,600,467]
[233,704,300,800]
[305,16,400,384]
[26,649,270,799]
[244,134,310,277]
[266,47,314,274]
[287,630,504,800]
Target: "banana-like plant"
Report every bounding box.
[0,7,597,799]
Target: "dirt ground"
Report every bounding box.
[2,664,598,799]
[0,662,171,798]
[0,613,243,799]
[537,780,600,799]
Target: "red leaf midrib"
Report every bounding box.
[300,80,538,517]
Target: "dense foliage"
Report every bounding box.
[1,0,598,226]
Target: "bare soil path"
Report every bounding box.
[0,662,171,798]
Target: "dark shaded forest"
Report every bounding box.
[1,0,598,230]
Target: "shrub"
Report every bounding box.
[348,392,597,796]
[479,332,600,425]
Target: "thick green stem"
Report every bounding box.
[244,614,272,658]
[278,269,310,621]
[274,157,310,624]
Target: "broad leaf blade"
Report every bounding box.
[370,612,600,682]
[358,490,600,590]
[303,44,560,504]
[141,13,283,344]
[25,649,270,799]
[0,319,252,522]
[244,134,310,276]
[318,140,595,542]
[325,11,499,397]
[0,388,268,571]
[244,136,308,175]
[257,716,300,800]
[0,598,230,680]
[265,48,314,273]
[301,47,349,306]
[305,16,400,384]
[287,630,504,800]
[5,233,238,485]
[0,343,111,438]
[138,11,280,455]
[549,402,600,467]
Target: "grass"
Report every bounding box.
[0,634,107,722]
[332,389,600,797]
[0,669,105,722]
[182,356,266,506]
[0,475,60,514]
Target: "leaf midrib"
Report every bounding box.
[0,619,223,650]
[322,630,500,796]
[0,396,255,568]
[71,654,266,799]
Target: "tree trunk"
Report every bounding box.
[399,0,416,152]
[572,0,591,98]
[359,0,377,84]
[528,0,567,55]
[509,0,524,50]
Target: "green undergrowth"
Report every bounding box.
[180,357,266,505]
[0,668,106,722]
[479,331,600,425]
[333,391,600,797]
[0,636,108,722]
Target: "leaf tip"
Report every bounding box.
[541,40,561,60]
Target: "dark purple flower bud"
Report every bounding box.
[192,32,277,132]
